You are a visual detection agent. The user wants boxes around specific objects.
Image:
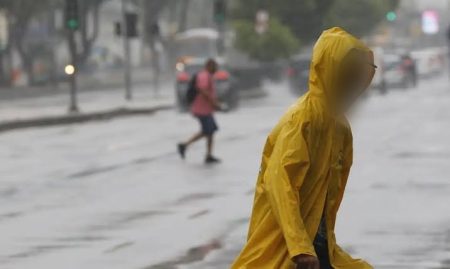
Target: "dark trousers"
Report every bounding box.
[313,215,333,268]
[314,242,333,269]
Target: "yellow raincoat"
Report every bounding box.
[231,28,374,269]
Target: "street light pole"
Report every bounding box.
[121,0,132,101]
[65,0,80,113]
[68,31,79,113]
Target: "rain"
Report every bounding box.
[0,0,450,268]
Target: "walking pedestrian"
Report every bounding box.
[178,59,222,164]
[231,27,376,269]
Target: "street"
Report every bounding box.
[1,79,450,269]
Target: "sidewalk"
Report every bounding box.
[0,76,268,134]
[0,83,174,133]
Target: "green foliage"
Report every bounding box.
[231,0,334,44]
[233,18,300,62]
[231,0,400,45]
[324,0,400,37]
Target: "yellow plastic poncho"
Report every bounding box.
[231,28,374,269]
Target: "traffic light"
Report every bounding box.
[386,11,397,22]
[214,0,226,24]
[126,12,138,38]
[65,0,80,30]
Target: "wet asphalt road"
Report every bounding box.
[1,80,450,269]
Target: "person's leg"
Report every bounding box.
[205,134,221,164]
[177,115,207,159]
[206,134,214,157]
[185,132,204,146]
[203,115,220,163]
[178,132,204,159]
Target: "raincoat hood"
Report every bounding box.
[309,27,373,108]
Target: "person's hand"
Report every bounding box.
[214,102,223,111]
[294,254,320,269]
[214,101,227,112]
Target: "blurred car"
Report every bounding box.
[175,58,238,112]
[286,54,311,95]
[411,48,445,78]
[383,54,415,89]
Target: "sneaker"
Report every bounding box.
[205,155,221,164]
[178,143,186,159]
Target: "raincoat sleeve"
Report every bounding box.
[330,128,373,268]
[264,119,316,258]
[337,129,353,210]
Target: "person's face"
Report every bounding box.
[207,62,218,74]
[335,50,376,113]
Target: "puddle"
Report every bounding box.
[188,209,210,219]
[0,187,18,198]
[441,259,450,269]
[115,210,171,225]
[0,211,22,222]
[67,164,120,179]
[86,210,171,232]
[7,244,77,260]
[393,151,450,159]
[142,218,248,269]
[132,152,175,165]
[406,181,450,190]
[175,193,219,205]
[56,235,109,243]
[104,241,134,254]
[144,240,222,269]
[366,225,450,269]
[67,152,175,180]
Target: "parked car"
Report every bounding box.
[287,54,311,95]
[175,58,238,112]
[411,48,445,78]
[383,54,416,89]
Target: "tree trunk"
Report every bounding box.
[78,0,101,67]
[15,31,35,86]
[141,0,170,91]
[22,56,34,86]
[179,0,190,32]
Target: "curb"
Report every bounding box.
[0,105,173,134]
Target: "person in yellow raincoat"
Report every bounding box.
[231,27,377,269]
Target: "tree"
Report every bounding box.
[76,0,106,66]
[231,0,400,46]
[325,0,400,37]
[231,0,335,44]
[140,0,171,93]
[0,0,107,86]
[0,0,59,85]
[234,18,300,62]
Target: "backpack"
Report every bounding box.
[186,73,198,106]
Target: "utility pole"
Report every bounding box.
[65,0,80,113]
[121,0,132,100]
[214,0,226,55]
[68,33,78,112]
